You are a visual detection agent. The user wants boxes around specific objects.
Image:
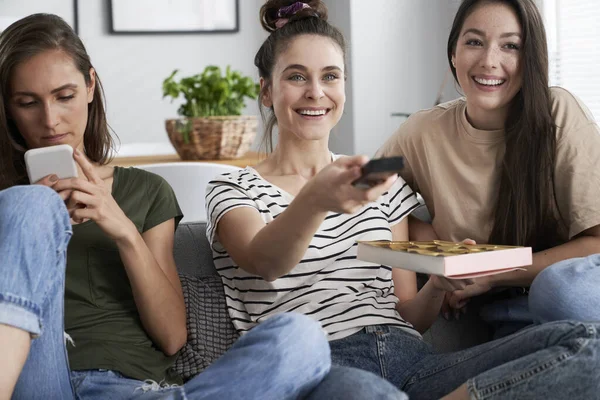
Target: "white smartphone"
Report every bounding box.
[24,144,78,183]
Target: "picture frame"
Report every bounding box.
[108,0,239,34]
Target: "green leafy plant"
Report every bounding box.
[162,65,260,118]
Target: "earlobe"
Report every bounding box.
[259,77,273,108]
[87,67,96,103]
[451,55,456,69]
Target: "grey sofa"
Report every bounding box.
[171,216,493,380]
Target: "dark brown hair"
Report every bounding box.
[254,0,347,152]
[0,13,115,189]
[448,0,558,251]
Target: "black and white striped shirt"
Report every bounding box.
[205,160,421,340]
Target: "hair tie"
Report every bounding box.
[275,2,311,29]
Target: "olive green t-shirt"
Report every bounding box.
[64,166,183,383]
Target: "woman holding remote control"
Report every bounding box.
[379,0,600,334]
[208,1,600,399]
[0,13,399,400]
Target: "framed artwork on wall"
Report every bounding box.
[108,0,239,34]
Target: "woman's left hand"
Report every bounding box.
[53,149,137,241]
[429,275,474,292]
[447,276,493,307]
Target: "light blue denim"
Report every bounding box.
[529,254,600,323]
[330,322,600,399]
[478,254,600,337]
[1,185,406,400]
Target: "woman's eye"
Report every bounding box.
[59,94,75,101]
[504,43,521,50]
[18,101,36,108]
[323,73,339,82]
[466,39,483,46]
[289,74,305,82]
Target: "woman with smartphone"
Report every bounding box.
[0,13,399,400]
[378,0,600,334]
[207,1,600,399]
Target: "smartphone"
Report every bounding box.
[24,144,78,183]
[352,156,404,189]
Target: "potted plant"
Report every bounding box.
[162,65,260,160]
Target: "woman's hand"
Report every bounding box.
[52,149,137,241]
[429,275,474,292]
[301,155,397,214]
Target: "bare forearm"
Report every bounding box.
[408,216,438,241]
[396,279,445,333]
[116,233,186,355]
[246,192,328,281]
[490,236,600,287]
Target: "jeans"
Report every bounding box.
[2,186,405,400]
[479,255,600,338]
[330,322,600,399]
[529,254,600,323]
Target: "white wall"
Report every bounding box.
[2,0,461,156]
[347,0,461,156]
[1,0,267,154]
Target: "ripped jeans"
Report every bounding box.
[1,186,405,400]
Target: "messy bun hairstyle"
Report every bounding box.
[254,0,346,152]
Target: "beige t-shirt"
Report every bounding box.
[379,87,600,246]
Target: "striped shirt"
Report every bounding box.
[205,159,421,341]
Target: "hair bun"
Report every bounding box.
[260,0,328,33]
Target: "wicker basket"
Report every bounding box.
[165,116,258,160]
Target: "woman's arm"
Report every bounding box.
[489,224,600,287]
[116,219,186,356]
[53,151,186,355]
[391,219,468,333]
[408,215,439,241]
[217,156,397,281]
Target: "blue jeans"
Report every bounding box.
[479,255,600,337]
[330,322,600,399]
[529,254,600,323]
[1,186,405,400]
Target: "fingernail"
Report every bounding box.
[49,174,58,182]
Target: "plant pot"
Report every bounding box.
[165,116,258,160]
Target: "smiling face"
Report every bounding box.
[452,2,523,129]
[262,34,345,143]
[7,49,95,150]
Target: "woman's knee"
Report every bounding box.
[0,185,68,231]
[268,313,330,356]
[529,257,600,322]
[265,313,330,371]
[0,185,64,217]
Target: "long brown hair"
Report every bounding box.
[0,13,115,189]
[254,0,347,152]
[447,0,559,251]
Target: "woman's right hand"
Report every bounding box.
[301,155,398,214]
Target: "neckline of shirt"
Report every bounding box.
[456,99,505,145]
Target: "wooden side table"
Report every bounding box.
[109,151,263,168]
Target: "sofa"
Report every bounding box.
[170,213,494,380]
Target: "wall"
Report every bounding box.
[1,0,267,155]
[324,0,355,156]
[342,0,461,156]
[2,0,461,156]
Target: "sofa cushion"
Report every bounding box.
[173,274,239,381]
[174,222,217,277]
